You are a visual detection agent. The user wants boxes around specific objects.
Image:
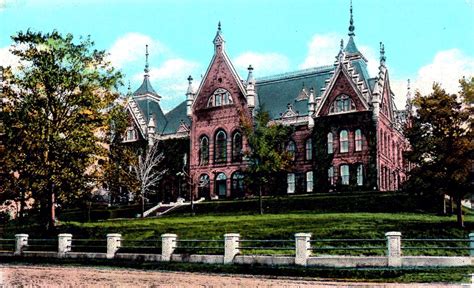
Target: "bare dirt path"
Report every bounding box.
[0,264,464,287]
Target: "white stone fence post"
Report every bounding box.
[386,231,402,267]
[58,233,72,257]
[107,233,122,259]
[161,233,177,261]
[469,233,474,257]
[224,233,240,264]
[295,233,311,266]
[14,234,28,256]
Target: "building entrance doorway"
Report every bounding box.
[215,173,227,198]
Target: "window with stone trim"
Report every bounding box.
[214,130,227,164]
[199,135,209,165]
[125,128,137,141]
[305,138,312,161]
[355,129,362,151]
[287,140,296,161]
[340,164,350,185]
[328,166,334,186]
[232,131,242,162]
[287,173,295,194]
[327,132,333,154]
[329,94,355,114]
[207,88,233,107]
[356,164,364,186]
[340,130,348,153]
[306,171,313,192]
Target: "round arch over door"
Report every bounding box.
[231,171,245,198]
[215,172,227,198]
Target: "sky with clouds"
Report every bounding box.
[1,0,473,112]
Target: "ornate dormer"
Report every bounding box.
[296,83,309,101]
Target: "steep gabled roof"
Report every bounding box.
[162,101,190,135]
[133,76,159,97]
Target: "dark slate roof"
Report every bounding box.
[368,77,377,92]
[163,101,190,135]
[133,75,158,96]
[344,36,359,55]
[135,98,167,133]
[255,66,334,119]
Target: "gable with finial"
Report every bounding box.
[176,120,190,134]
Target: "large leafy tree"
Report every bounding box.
[404,78,473,227]
[1,30,122,229]
[242,109,293,214]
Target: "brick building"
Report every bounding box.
[123,7,409,201]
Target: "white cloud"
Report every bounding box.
[391,49,474,109]
[0,45,21,69]
[234,52,290,76]
[108,33,167,68]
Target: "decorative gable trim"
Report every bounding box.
[127,98,147,139]
[281,103,299,118]
[176,120,190,134]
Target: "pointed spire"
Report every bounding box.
[186,75,194,95]
[340,39,344,51]
[186,75,195,117]
[246,65,255,84]
[348,0,355,37]
[213,21,225,50]
[218,21,221,32]
[379,42,386,65]
[144,44,150,75]
[127,81,132,96]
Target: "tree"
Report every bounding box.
[132,143,166,218]
[242,109,293,214]
[1,30,122,229]
[404,78,474,227]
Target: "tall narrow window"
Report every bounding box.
[232,131,242,162]
[329,94,355,114]
[340,164,349,185]
[355,129,362,152]
[306,171,313,192]
[215,130,227,163]
[215,173,227,197]
[356,164,363,186]
[207,88,233,107]
[327,132,333,154]
[305,138,312,161]
[287,140,296,161]
[340,130,348,153]
[287,173,295,194]
[199,136,209,165]
[231,172,245,198]
[328,166,334,186]
[125,128,137,141]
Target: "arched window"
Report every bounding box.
[214,130,227,163]
[327,132,333,154]
[328,166,334,186]
[329,94,355,114]
[125,128,137,141]
[287,140,296,160]
[207,88,233,107]
[306,171,313,192]
[340,130,348,153]
[355,129,362,152]
[215,173,227,197]
[199,136,209,165]
[287,173,295,194]
[356,164,364,186]
[198,174,210,199]
[232,131,242,162]
[305,138,312,161]
[231,171,245,198]
[340,164,350,185]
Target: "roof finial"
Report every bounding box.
[379,42,386,64]
[348,0,355,37]
[340,39,344,51]
[144,44,150,75]
[218,21,221,32]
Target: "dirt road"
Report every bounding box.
[0,264,464,287]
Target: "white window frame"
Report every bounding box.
[355,129,362,152]
[340,164,350,185]
[357,164,364,186]
[306,171,313,192]
[327,132,333,154]
[305,138,312,161]
[287,173,295,194]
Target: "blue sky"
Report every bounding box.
[1,0,473,111]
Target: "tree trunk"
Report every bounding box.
[48,183,56,230]
[259,184,263,215]
[141,188,145,218]
[455,196,464,228]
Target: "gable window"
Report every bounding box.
[327,132,333,154]
[329,94,355,114]
[287,173,295,194]
[305,138,312,161]
[306,171,313,192]
[357,164,364,186]
[287,140,296,161]
[328,166,334,186]
[355,129,362,152]
[207,88,233,107]
[214,130,227,164]
[125,128,137,141]
[340,164,350,185]
[232,131,243,162]
[199,136,209,165]
[340,130,348,153]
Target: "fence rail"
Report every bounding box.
[3,232,474,268]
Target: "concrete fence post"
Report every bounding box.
[14,234,28,256]
[386,231,402,267]
[161,233,177,261]
[107,233,121,259]
[224,233,240,264]
[58,233,72,257]
[295,233,311,266]
[469,233,474,257]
